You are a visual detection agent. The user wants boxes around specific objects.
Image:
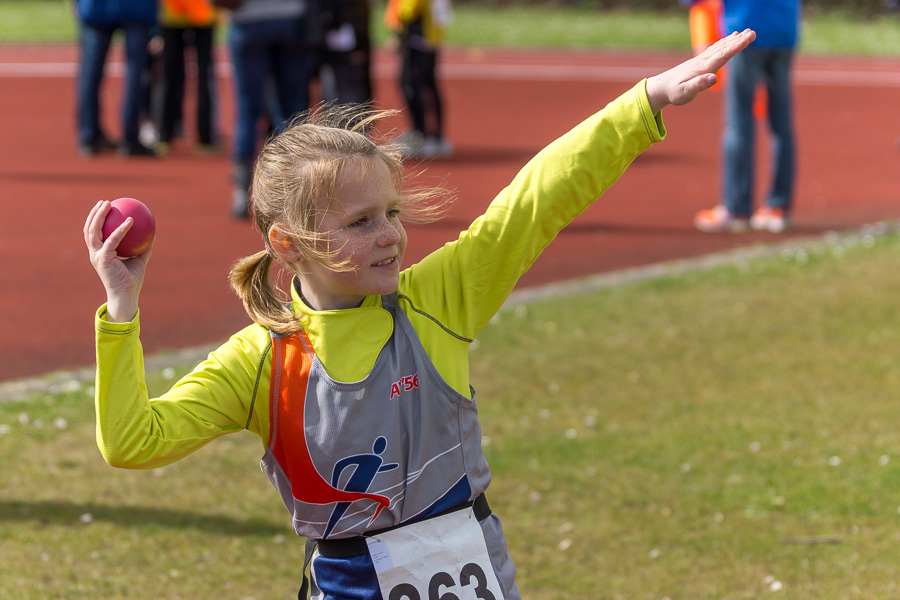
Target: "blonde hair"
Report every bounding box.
[229,104,453,334]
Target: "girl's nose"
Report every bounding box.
[377,218,403,245]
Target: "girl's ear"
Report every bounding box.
[268,226,304,262]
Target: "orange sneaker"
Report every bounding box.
[750,206,789,233]
[694,205,749,233]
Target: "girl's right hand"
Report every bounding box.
[83,200,153,323]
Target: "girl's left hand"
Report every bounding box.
[645,28,756,114]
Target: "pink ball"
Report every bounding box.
[101,197,156,257]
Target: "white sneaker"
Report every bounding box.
[420,136,453,159]
[139,121,159,148]
[694,205,749,233]
[750,206,789,233]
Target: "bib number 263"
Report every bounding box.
[367,506,504,600]
[388,563,497,600]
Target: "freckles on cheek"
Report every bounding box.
[339,238,365,266]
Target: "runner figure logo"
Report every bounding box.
[324,436,399,539]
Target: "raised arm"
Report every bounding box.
[646,28,756,114]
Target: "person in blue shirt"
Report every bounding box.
[689,0,802,233]
[224,0,316,219]
[75,0,159,157]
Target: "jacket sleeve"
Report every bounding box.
[93,306,270,469]
[404,80,666,341]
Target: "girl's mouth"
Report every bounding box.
[373,257,395,267]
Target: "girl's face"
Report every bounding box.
[297,158,407,311]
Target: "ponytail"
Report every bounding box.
[228,250,301,334]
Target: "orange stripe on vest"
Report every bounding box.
[269,333,391,520]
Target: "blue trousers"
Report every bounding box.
[722,47,796,217]
[76,20,151,146]
[228,17,313,163]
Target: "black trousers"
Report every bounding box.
[399,32,443,138]
[159,25,215,145]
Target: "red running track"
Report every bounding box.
[0,45,898,382]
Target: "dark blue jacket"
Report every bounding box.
[722,0,800,48]
[77,0,158,27]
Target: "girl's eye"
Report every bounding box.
[347,209,399,229]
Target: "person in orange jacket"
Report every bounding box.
[155,0,220,155]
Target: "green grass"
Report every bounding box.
[472,230,900,598]
[0,0,78,43]
[4,230,900,598]
[801,9,900,56]
[415,6,693,51]
[3,0,900,56]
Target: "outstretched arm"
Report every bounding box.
[645,28,756,114]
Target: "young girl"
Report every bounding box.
[84,29,755,600]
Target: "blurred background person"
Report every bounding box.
[686,0,724,87]
[75,0,159,157]
[225,0,315,219]
[312,0,374,106]
[138,27,166,149]
[691,0,801,234]
[385,0,452,159]
[155,0,220,156]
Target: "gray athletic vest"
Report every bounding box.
[261,293,520,598]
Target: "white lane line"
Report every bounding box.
[1,60,898,87]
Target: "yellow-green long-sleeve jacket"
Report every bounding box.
[93,81,665,469]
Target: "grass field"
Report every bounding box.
[3,229,900,598]
[1,0,900,56]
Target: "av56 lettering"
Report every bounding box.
[390,373,420,399]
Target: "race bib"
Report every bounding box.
[366,508,503,600]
